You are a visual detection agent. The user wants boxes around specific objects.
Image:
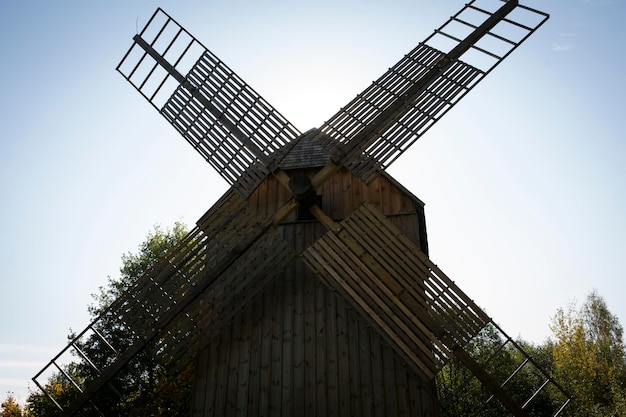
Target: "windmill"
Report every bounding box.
[34,1,571,416]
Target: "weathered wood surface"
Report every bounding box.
[303,203,490,379]
[120,7,302,196]
[191,267,438,417]
[191,168,435,416]
[248,167,427,252]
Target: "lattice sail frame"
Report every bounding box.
[34,1,570,416]
[117,8,300,196]
[303,204,490,379]
[33,191,296,415]
[303,204,571,416]
[315,0,549,183]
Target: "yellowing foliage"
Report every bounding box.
[550,291,626,416]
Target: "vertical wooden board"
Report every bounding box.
[281,273,294,417]
[326,170,338,218]
[247,290,263,416]
[265,175,279,217]
[318,174,330,214]
[393,357,410,417]
[202,339,220,416]
[424,379,436,417]
[379,176,393,216]
[314,278,327,417]
[390,178,405,214]
[335,294,351,417]
[235,307,252,416]
[346,307,362,417]
[325,286,339,417]
[369,329,385,416]
[358,316,374,417]
[351,170,364,210]
[292,262,306,416]
[382,344,399,417]
[292,223,304,250]
[402,187,417,213]
[192,349,209,417]
[341,170,354,219]
[258,287,273,416]
[406,373,420,417]
[270,277,284,416]
[276,174,291,214]
[368,176,383,212]
[225,317,241,416]
[330,169,343,220]
[302,214,316,417]
[303,271,316,417]
[214,323,232,416]
[407,214,421,248]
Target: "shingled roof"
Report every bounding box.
[279,128,330,170]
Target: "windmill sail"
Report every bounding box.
[33,191,296,415]
[303,203,570,416]
[315,0,549,183]
[117,8,300,196]
[33,2,570,416]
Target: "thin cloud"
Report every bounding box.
[0,343,56,354]
[552,43,573,52]
[0,377,29,387]
[0,360,45,369]
[552,31,577,53]
[582,0,615,4]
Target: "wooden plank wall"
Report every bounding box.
[191,265,438,417]
[191,168,435,416]
[246,168,426,252]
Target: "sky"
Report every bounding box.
[1,0,625,406]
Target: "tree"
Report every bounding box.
[550,290,626,416]
[26,223,193,416]
[1,393,26,417]
[436,323,561,417]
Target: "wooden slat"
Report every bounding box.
[370,322,384,414]
[303,203,491,378]
[118,8,301,197]
[292,260,305,416]
[314,273,327,414]
[161,228,297,371]
[335,295,350,416]
[330,227,445,359]
[257,288,272,415]
[337,210,452,354]
[314,0,549,184]
[359,314,375,417]
[188,266,440,416]
[348,204,489,344]
[304,239,439,378]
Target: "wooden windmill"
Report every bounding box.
[34,1,571,416]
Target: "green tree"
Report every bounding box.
[550,290,626,416]
[26,223,193,416]
[1,393,25,417]
[436,323,567,417]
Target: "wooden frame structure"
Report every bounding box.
[33,1,572,416]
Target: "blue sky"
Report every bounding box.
[1,0,624,405]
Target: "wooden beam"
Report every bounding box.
[336,0,519,164]
[133,34,273,168]
[453,346,531,417]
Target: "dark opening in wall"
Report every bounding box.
[296,195,322,221]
